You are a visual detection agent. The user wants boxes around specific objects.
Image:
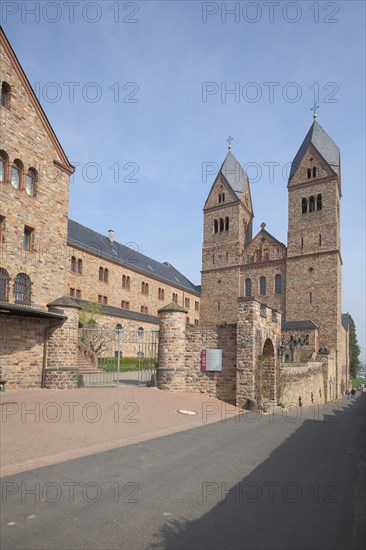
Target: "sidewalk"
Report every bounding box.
[0,387,239,477]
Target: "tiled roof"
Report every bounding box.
[67,219,200,295]
[289,121,340,181]
[282,320,318,331]
[74,299,159,325]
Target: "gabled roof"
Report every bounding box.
[249,225,287,250]
[0,27,74,174]
[289,121,340,181]
[220,150,249,200]
[67,220,200,295]
[282,320,318,331]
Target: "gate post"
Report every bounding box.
[157,303,188,392]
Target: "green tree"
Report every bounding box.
[349,315,361,379]
[79,298,102,328]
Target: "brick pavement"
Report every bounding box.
[0,387,239,477]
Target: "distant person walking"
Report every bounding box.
[345,389,350,399]
[351,388,356,400]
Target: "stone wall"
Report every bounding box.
[280,362,325,407]
[185,324,237,403]
[0,315,49,389]
[44,367,79,389]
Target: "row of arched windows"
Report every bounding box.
[245,274,282,297]
[218,193,225,203]
[0,268,32,305]
[0,151,38,197]
[307,166,317,179]
[214,217,229,234]
[99,266,109,282]
[122,274,131,289]
[70,256,83,274]
[302,194,322,214]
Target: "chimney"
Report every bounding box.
[108,229,114,243]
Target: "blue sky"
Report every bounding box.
[2,1,365,359]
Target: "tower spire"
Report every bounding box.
[226,135,234,149]
[311,102,319,120]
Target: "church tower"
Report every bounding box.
[285,120,342,356]
[200,148,253,324]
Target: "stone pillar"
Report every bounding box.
[157,302,188,392]
[44,297,81,389]
[236,298,260,409]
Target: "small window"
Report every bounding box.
[195,301,199,311]
[185,297,190,309]
[275,274,282,294]
[98,294,102,304]
[194,319,199,326]
[0,216,5,244]
[307,168,311,179]
[301,238,304,249]
[0,151,8,183]
[25,168,37,196]
[77,259,82,274]
[309,196,315,212]
[103,296,108,305]
[172,293,178,303]
[14,273,32,305]
[1,82,11,109]
[104,268,109,283]
[317,193,322,211]
[302,198,307,214]
[225,217,229,231]
[99,267,104,281]
[310,292,313,304]
[23,226,34,251]
[220,218,224,232]
[70,256,76,272]
[319,234,322,246]
[222,192,225,202]
[259,276,266,296]
[218,301,221,311]
[245,278,251,297]
[0,267,10,302]
[11,160,22,189]
[313,166,316,178]
[214,220,218,234]
[218,194,221,203]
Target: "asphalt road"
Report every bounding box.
[1,394,365,550]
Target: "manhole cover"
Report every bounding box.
[177,409,197,416]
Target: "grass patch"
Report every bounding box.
[99,357,139,373]
[351,377,365,388]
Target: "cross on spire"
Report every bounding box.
[227,135,234,149]
[311,102,319,119]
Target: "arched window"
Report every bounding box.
[99,266,104,281]
[70,256,76,272]
[0,267,10,302]
[259,276,266,296]
[145,283,149,295]
[317,193,322,211]
[275,274,282,294]
[214,220,218,234]
[14,273,32,305]
[142,282,145,293]
[122,274,126,288]
[25,168,37,196]
[11,159,23,189]
[77,259,83,274]
[220,218,224,232]
[309,196,315,212]
[302,197,307,214]
[225,217,229,231]
[126,276,130,289]
[0,151,8,183]
[312,166,317,177]
[218,194,221,203]
[222,192,225,202]
[245,277,251,297]
[104,268,109,283]
[1,82,11,109]
[307,168,311,179]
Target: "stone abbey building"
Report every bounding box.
[0,27,349,404]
